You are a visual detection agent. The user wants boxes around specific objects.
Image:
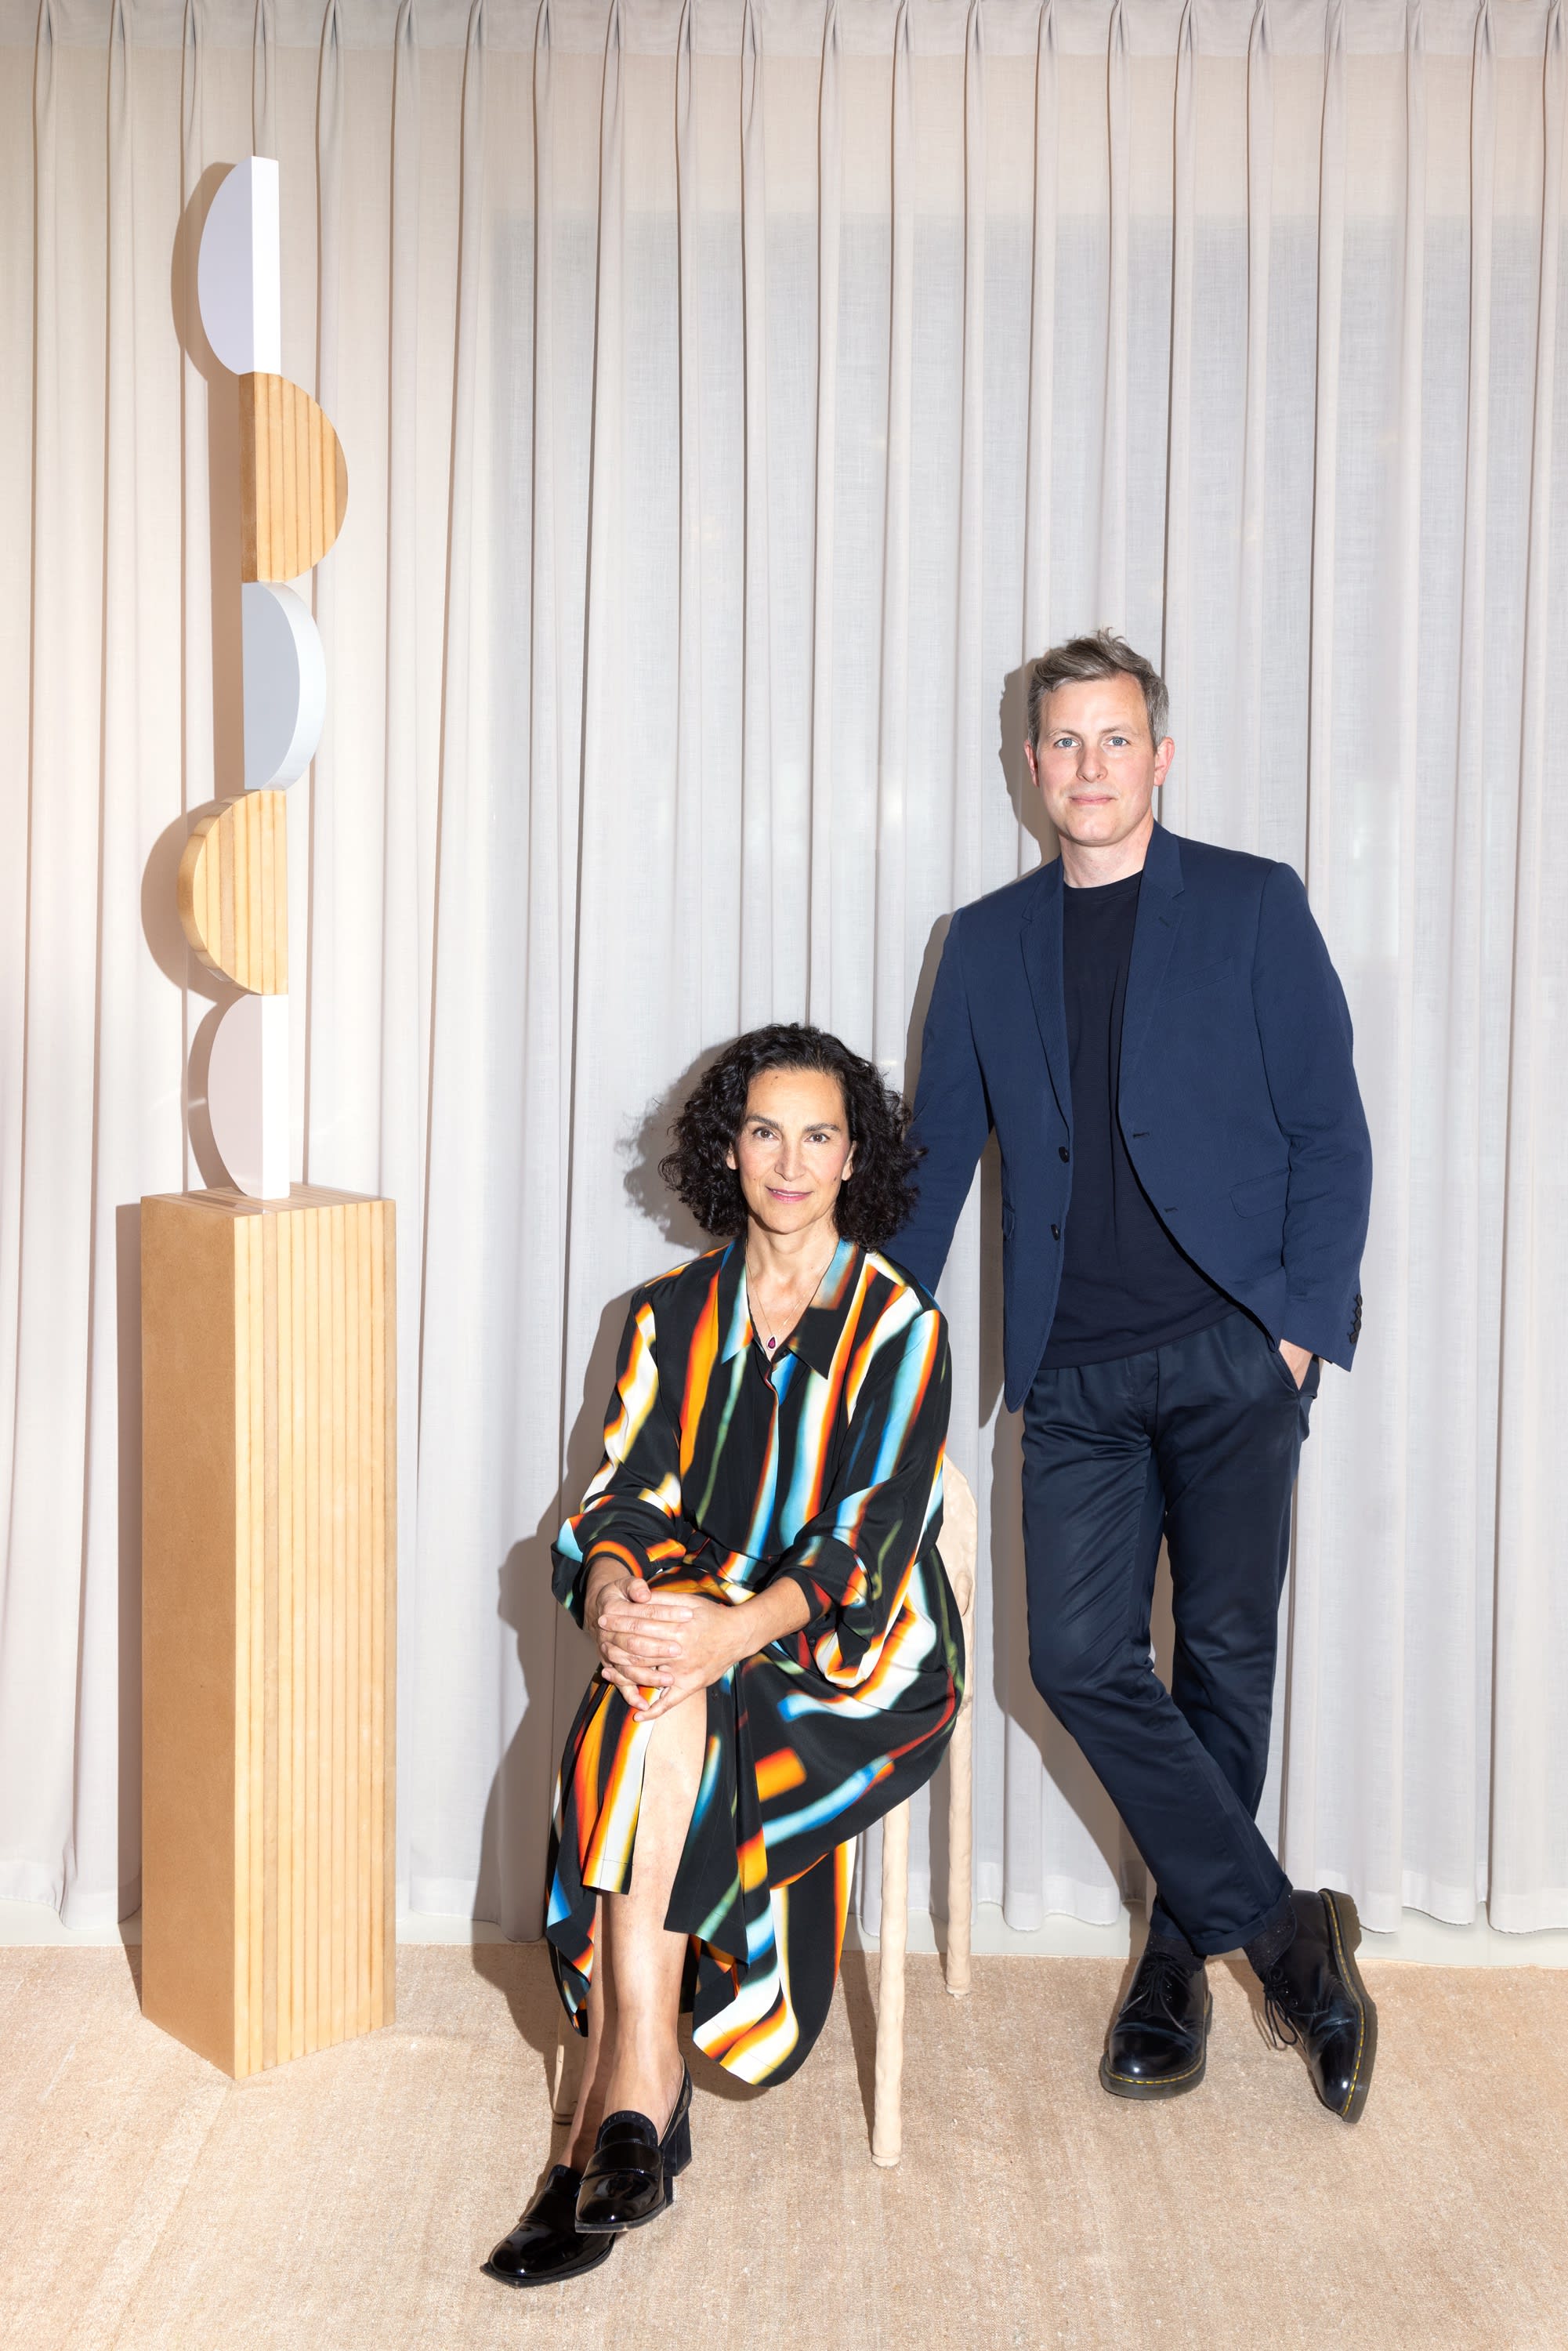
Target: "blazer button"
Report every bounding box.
[1051,1224,1061,1241]
[1059,1146,1070,1161]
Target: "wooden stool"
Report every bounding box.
[871,1461,979,2167]
[548,1465,981,2152]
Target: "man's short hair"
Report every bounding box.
[1027,629,1170,752]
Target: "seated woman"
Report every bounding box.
[485,1023,965,2288]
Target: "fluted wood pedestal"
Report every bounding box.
[140,1185,396,2078]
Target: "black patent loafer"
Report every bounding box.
[482,2164,615,2288]
[1100,1944,1212,2099]
[575,2066,693,2234]
[1259,1887,1378,2122]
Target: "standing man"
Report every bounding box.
[893,630,1377,2121]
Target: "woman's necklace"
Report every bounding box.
[747,1237,839,1357]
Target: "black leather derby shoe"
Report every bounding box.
[1100,1944,1212,2099]
[483,2164,615,2288]
[1258,1887,1378,2122]
[575,2066,693,2234]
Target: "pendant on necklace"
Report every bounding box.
[766,1335,777,1351]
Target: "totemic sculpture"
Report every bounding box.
[183,158,346,1196]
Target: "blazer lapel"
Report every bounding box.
[1020,860,1071,1129]
[1121,821,1185,1081]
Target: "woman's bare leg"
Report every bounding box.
[556,1907,606,2151]
[565,1690,706,2167]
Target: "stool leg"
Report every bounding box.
[871,1802,910,2167]
[945,1580,976,1998]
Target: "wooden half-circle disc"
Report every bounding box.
[178,791,289,992]
[239,373,348,582]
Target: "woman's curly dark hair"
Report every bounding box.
[658,1023,920,1248]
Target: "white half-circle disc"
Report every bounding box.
[197,158,282,377]
[208,994,291,1200]
[243,581,325,787]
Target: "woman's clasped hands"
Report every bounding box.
[586,1564,744,1722]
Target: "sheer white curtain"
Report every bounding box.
[2,0,1563,1942]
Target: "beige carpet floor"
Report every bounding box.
[1,1943,1563,2350]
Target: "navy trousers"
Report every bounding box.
[1022,1310,1319,1958]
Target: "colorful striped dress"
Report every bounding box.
[547,1235,965,2087]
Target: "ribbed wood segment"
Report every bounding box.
[141,1186,396,2080]
[238,372,348,582]
[177,792,289,993]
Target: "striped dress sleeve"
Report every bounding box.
[772,1302,950,1689]
[552,1291,687,1623]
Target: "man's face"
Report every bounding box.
[1025,672,1173,852]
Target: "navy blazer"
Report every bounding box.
[892,822,1372,1410]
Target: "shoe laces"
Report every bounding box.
[1260,1969,1341,2052]
[1130,1950,1200,2025]
[1261,1988,1300,2051]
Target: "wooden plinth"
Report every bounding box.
[140,1185,396,2078]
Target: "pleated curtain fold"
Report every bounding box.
[0,0,1563,1941]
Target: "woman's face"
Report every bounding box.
[726,1067,855,1241]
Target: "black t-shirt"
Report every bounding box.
[1042,870,1233,1369]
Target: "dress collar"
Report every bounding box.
[717,1233,862,1378]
